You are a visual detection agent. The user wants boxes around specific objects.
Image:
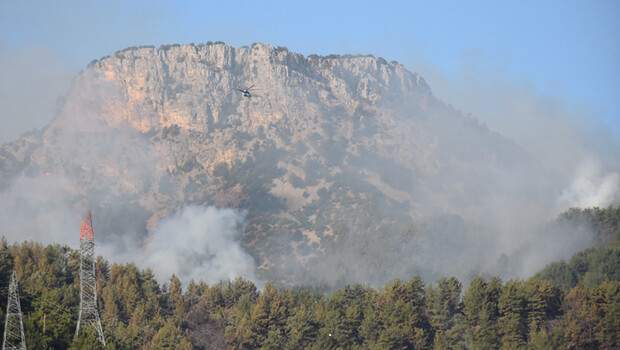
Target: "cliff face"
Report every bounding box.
[0,42,544,284]
[79,43,428,133]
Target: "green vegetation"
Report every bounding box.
[534,246,620,290]
[559,206,620,245]
[0,243,617,349]
[0,207,617,349]
[534,206,620,290]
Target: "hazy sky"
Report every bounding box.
[0,0,618,141]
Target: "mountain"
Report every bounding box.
[0,42,555,285]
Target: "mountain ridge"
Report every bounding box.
[0,42,553,285]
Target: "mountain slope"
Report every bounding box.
[0,42,554,285]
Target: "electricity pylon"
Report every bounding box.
[75,212,106,346]
[2,271,26,350]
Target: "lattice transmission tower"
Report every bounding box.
[75,212,106,346]
[2,271,26,350]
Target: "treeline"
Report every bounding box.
[0,207,617,349]
[558,206,620,245]
[534,206,620,291]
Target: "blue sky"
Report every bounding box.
[1,0,618,138]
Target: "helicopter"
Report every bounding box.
[235,84,259,98]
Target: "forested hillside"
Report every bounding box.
[0,207,618,349]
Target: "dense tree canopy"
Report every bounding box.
[0,207,618,349]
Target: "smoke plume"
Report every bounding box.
[558,159,619,210]
[0,177,259,284]
[135,206,257,284]
[0,44,618,287]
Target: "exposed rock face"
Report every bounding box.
[0,42,547,285]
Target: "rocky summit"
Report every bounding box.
[0,42,546,285]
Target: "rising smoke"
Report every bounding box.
[416,59,620,212]
[0,70,261,285]
[558,159,620,210]
[0,45,618,287]
[0,175,259,285]
[134,206,257,284]
[283,59,620,286]
[404,60,620,279]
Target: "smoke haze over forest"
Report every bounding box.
[0,42,617,288]
[0,1,618,288]
[1,4,619,349]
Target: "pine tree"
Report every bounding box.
[562,285,599,349]
[168,274,185,320]
[595,281,620,349]
[147,319,192,349]
[372,278,432,349]
[428,277,463,348]
[525,280,561,332]
[476,309,499,350]
[463,277,500,349]
[285,304,319,350]
[498,281,527,349]
[527,326,553,350]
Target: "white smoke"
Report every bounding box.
[0,67,260,286]
[135,206,258,284]
[0,174,80,245]
[558,158,619,210]
[0,174,258,285]
[0,42,618,286]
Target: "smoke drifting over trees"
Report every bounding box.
[0,43,618,287]
[135,206,257,284]
[1,209,619,349]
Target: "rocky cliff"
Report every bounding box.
[0,42,548,285]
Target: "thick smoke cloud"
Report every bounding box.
[134,206,257,284]
[558,159,619,210]
[0,176,258,284]
[0,69,259,285]
[0,174,79,245]
[0,46,618,288]
[389,60,620,280]
[284,58,620,287]
[416,60,620,213]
